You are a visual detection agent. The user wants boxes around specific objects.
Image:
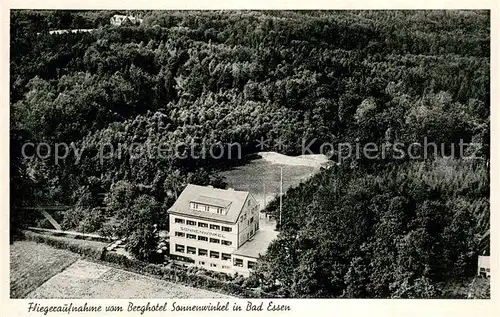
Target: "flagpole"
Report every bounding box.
[263,182,266,208]
[279,167,283,226]
[263,182,266,220]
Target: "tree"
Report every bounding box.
[343,256,370,298]
[126,225,159,261]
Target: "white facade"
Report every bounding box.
[478,255,490,277]
[110,15,144,26]
[48,29,94,35]
[168,185,263,276]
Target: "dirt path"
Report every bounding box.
[257,151,329,169]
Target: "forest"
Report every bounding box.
[10,10,489,298]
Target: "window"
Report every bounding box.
[222,226,232,232]
[217,208,223,214]
[250,216,254,223]
[204,205,209,212]
[186,234,196,240]
[210,263,217,268]
[187,246,196,254]
[193,203,199,209]
[234,258,243,267]
[209,238,220,244]
[186,220,196,226]
[198,236,208,241]
[221,240,232,246]
[210,251,220,259]
[222,253,231,261]
[175,218,184,224]
[198,249,208,256]
[199,261,205,265]
[198,222,208,228]
[175,244,185,253]
[222,265,230,269]
[175,232,185,237]
[247,261,256,269]
[210,224,220,230]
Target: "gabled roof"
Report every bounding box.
[168,184,250,223]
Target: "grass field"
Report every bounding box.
[220,151,329,210]
[27,259,233,299]
[10,240,80,298]
[12,239,231,299]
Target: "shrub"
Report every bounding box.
[125,226,159,262]
[100,250,263,297]
[23,231,104,259]
[76,208,106,233]
[60,207,86,231]
[98,222,119,239]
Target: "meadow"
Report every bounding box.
[10,241,79,298]
[220,152,329,210]
[27,259,232,299]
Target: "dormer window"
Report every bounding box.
[190,195,231,215]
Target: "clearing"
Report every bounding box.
[221,151,330,210]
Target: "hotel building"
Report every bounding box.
[168,184,277,277]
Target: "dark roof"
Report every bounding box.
[232,230,278,259]
[168,184,250,223]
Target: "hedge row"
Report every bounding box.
[22,231,274,298]
[101,250,269,298]
[22,231,105,260]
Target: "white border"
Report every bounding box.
[1,1,498,317]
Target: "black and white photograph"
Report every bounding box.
[7,7,492,303]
